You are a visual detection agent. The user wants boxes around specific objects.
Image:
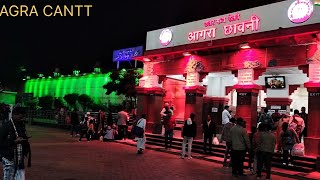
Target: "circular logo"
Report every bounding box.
[159,29,172,46]
[288,0,314,23]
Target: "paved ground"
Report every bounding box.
[0,126,316,180]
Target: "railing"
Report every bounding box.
[26,110,135,128]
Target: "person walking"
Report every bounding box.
[0,107,31,180]
[202,114,216,154]
[220,117,236,167]
[254,123,276,180]
[181,113,197,159]
[230,118,250,177]
[136,114,147,154]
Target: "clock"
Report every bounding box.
[159,29,172,46]
[288,0,314,23]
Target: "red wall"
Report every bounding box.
[153,46,308,75]
[162,78,186,120]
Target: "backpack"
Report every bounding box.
[282,131,294,145]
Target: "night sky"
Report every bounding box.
[0,0,276,90]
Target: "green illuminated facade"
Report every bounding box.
[24,73,124,104]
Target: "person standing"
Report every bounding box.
[259,108,273,127]
[230,118,250,177]
[70,109,79,137]
[79,116,89,142]
[202,114,216,154]
[254,123,276,180]
[222,106,231,127]
[160,103,171,118]
[280,122,299,166]
[299,107,308,138]
[136,114,147,154]
[220,117,236,167]
[117,108,129,140]
[291,109,305,142]
[181,113,197,159]
[163,107,175,149]
[0,107,31,180]
[98,110,106,133]
[248,126,257,173]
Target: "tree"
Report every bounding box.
[24,97,39,109]
[39,96,54,109]
[78,94,94,112]
[64,93,79,110]
[103,68,143,106]
[54,98,65,109]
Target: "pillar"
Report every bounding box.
[304,85,320,157]
[234,84,261,132]
[264,98,292,114]
[136,86,164,134]
[203,96,229,133]
[184,85,206,140]
[303,63,320,157]
[233,68,262,132]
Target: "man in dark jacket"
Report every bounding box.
[230,118,250,177]
[181,113,197,159]
[70,109,79,137]
[202,114,216,154]
[299,107,308,138]
[0,107,31,180]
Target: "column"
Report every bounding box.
[234,68,261,132]
[203,97,229,133]
[304,85,320,157]
[234,85,261,132]
[184,85,206,140]
[264,98,292,114]
[204,72,235,133]
[136,86,164,134]
[303,63,320,157]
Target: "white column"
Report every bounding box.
[204,72,236,97]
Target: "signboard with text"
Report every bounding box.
[146,0,320,50]
[113,46,143,62]
[186,72,200,87]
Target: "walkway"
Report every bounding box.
[0,126,319,180]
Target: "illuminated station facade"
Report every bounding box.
[135,0,320,157]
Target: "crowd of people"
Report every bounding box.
[219,105,307,179]
[0,101,309,180]
[157,104,308,180]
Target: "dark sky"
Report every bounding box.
[0,0,275,90]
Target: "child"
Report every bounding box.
[104,126,117,141]
[79,117,88,141]
[249,126,257,173]
[87,119,95,141]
